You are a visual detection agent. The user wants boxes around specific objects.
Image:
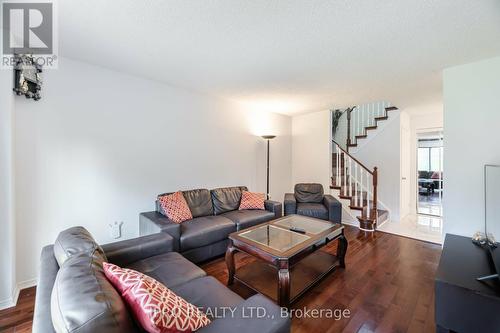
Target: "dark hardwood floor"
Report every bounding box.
[0,287,36,333]
[0,226,441,333]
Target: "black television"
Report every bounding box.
[477,165,500,282]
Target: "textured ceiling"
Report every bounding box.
[59,0,500,115]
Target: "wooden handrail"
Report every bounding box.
[332,139,373,174]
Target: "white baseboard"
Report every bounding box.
[18,278,37,290]
[0,285,19,310]
[0,278,37,311]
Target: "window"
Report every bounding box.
[418,146,443,172]
[430,147,443,172]
[418,148,430,171]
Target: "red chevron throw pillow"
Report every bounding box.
[239,191,265,210]
[158,191,193,223]
[103,262,210,333]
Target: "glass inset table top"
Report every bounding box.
[239,225,310,252]
[272,215,334,234]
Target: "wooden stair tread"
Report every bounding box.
[332,103,398,230]
[358,209,388,220]
[348,105,399,147]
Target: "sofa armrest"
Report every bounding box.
[102,232,174,267]
[264,200,282,219]
[33,245,58,333]
[323,195,342,223]
[283,193,296,216]
[199,294,290,333]
[140,211,181,251]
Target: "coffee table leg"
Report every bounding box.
[337,233,348,268]
[225,241,236,285]
[278,260,290,308]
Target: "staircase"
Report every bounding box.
[330,102,398,231]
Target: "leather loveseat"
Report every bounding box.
[284,183,342,223]
[140,186,282,263]
[33,226,290,333]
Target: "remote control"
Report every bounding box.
[290,227,306,234]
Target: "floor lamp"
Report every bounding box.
[261,135,276,200]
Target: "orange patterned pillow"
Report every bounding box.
[158,191,193,223]
[239,191,265,210]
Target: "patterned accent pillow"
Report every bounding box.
[158,191,193,223]
[103,262,211,333]
[239,191,265,210]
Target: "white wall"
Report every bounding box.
[351,113,402,221]
[14,57,292,284]
[443,56,500,237]
[0,68,15,308]
[400,111,411,219]
[291,110,331,191]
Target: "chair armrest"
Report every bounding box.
[284,193,296,216]
[199,294,290,333]
[140,211,181,251]
[102,232,174,267]
[323,195,342,223]
[265,200,282,219]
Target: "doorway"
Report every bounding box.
[416,131,443,217]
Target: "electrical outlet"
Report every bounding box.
[109,221,123,239]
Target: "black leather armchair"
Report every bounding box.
[284,183,342,223]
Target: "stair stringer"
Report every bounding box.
[330,187,391,228]
[329,188,360,226]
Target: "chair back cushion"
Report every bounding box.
[211,186,248,215]
[51,251,136,333]
[53,226,106,267]
[294,183,324,203]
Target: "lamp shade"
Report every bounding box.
[261,135,276,140]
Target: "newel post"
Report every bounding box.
[372,167,378,217]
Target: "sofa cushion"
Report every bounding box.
[211,186,248,215]
[51,251,136,333]
[294,183,324,203]
[126,252,206,289]
[158,191,193,223]
[222,210,275,231]
[180,216,236,251]
[171,276,243,317]
[103,263,211,333]
[53,226,106,267]
[182,188,213,217]
[296,202,328,220]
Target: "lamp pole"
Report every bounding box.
[261,135,276,200]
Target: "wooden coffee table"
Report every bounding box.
[225,214,347,307]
